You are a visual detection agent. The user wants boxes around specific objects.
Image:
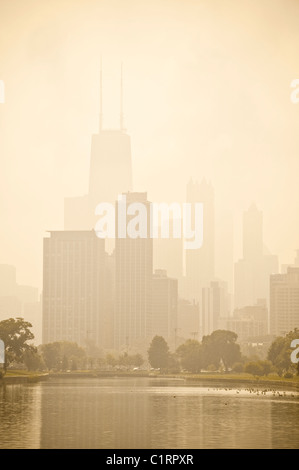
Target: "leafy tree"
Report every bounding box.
[244,360,272,377]
[41,342,61,370]
[0,318,36,372]
[232,362,244,373]
[267,329,299,376]
[130,354,144,367]
[23,349,45,371]
[41,341,86,371]
[167,353,180,373]
[244,361,264,376]
[202,330,241,372]
[105,353,117,367]
[148,336,169,370]
[61,355,69,371]
[71,358,77,371]
[59,342,86,361]
[176,340,202,373]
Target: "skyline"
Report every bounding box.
[0,0,299,289]
[1,0,299,453]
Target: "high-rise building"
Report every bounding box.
[151,269,178,342]
[222,301,268,341]
[114,192,153,351]
[64,64,133,231]
[185,178,215,301]
[215,209,234,295]
[201,280,230,339]
[234,203,278,308]
[0,264,41,343]
[177,299,200,342]
[270,267,299,336]
[42,231,108,348]
[153,217,183,282]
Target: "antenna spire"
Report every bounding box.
[120,62,125,131]
[99,56,103,132]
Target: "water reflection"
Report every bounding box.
[0,378,298,449]
[0,384,41,449]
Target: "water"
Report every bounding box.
[0,377,298,449]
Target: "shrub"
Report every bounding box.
[283,372,293,379]
[232,362,244,373]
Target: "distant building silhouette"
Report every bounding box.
[185,178,215,301]
[270,267,299,336]
[42,231,109,348]
[234,203,278,309]
[153,218,183,282]
[64,65,132,231]
[0,264,41,343]
[177,299,200,342]
[114,192,153,351]
[151,269,178,342]
[201,280,230,339]
[221,301,268,341]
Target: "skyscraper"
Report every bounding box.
[234,203,278,308]
[64,63,133,231]
[201,280,230,339]
[151,269,178,342]
[42,231,108,348]
[270,267,299,336]
[114,192,153,351]
[185,178,215,301]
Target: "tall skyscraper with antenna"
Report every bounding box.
[65,61,133,230]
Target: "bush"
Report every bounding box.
[245,361,264,376]
[244,360,272,377]
[232,362,244,373]
[283,372,293,379]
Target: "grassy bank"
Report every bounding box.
[0,370,49,384]
[167,372,299,390]
[49,370,299,389]
[1,369,298,390]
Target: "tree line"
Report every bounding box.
[0,317,298,378]
[148,328,299,377]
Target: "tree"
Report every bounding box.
[0,318,36,372]
[23,349,45,371]
[267,329,299,376]
[40,342,61,370]
[105,353,117,368]
[148,336,169,370]
[130,354,144,367]
[41,341,86,371]
[244,360,272,377]
[176,340,202,373]
[61,355,69,371]
[202,330,241,372]
[244,361,264,376]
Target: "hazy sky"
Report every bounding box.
[0,0,298,289]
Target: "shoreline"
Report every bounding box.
[1,370,298,391]
[0,373,49,384]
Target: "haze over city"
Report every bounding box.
[0,0,299,289]
[0,0,298,452]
